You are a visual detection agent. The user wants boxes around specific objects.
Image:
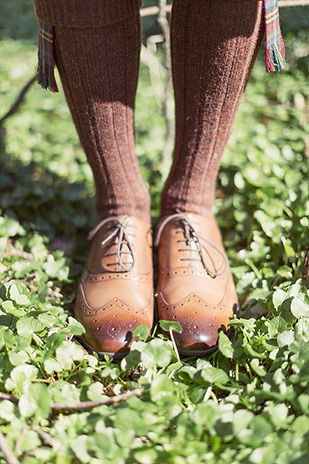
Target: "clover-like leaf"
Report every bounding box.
[159,320,183,334]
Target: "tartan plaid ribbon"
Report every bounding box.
[36,1,285,92]
[36,21,59,92]
[264,0,286,72]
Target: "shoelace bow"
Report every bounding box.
[154,210,228,278]
[88,216,136,272]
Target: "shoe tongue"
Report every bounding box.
[177,223,226,275]
[87,227,133,274]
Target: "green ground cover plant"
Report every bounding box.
[0,6,308,464]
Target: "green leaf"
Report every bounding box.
[277,330,294,347]
[268,403,288,428]
[218,332,234,358]
[18,430,41,453]
[67,316,86,336]
[141,338,172,368]
[233,409,253,434]
[87,382,103,401]
[272,289,287,310]
[5,365,38,392]
[267,316,287,337]
[291,297,309,318]
[8,350,29,366]
[6,280,31,306]
[132,324,150,341]
[134,449,158,464]
[150,374,176,402]
[43,254,69,280]
[201,367,229,385]
[56,340,85,370]
[70,436,92,463]
[1,300,25,317]
[16,317,44,337]
[159,320,183,334]
[19,383,51,419]
[44,358,62,374]
[250,359,267,377]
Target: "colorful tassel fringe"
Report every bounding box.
[36,21,59,92]
[264,0,286,72]
[36,0,285,92]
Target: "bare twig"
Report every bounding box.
[32,425,61,449]
[278,0,309,5]
[0,77,36,127]
[0,430,20,464]
[2,246,34,260]
[51,388,144,410]
[14,428,28,456]
[0,393,18,404]
[141,0,309,17]
[305,248,309,280]
[157,0,175,174]
[1,388,144,411]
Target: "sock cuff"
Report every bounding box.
[33,0,142,28]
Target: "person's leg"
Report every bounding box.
[156,0,264,355]
[33,0,153,357]
[34,0,150,223]
[161,0,264,217]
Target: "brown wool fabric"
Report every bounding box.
[33,0,151,223]
[161,0,265,218]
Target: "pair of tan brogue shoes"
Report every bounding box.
[74,211,238,358]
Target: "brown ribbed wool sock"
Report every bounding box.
[33,0,151,224]
[161,0,265,218]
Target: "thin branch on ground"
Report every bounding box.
[0,388,144,412]
[0,76,36,127]
[2,247,34,260]
[32,425,61,449]
[305,248,309,280]
[0,393,18,404]
[141,0,309,17]
[0,430,20,464]
[157,0,175,174]
[14,428,29,456]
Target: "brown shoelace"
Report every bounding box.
[88,216,136,272]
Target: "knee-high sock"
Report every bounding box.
[33,0,151,223]
[161,0,264,217]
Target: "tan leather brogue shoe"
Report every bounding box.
[155,211,238,356]
[74,215,154,358]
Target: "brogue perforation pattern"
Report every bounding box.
[78,291,150,318]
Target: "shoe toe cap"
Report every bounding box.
[81,312,151,357]
[158,294,236,355]
[174,316,223,354]
[74,288,153,357]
